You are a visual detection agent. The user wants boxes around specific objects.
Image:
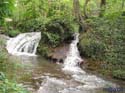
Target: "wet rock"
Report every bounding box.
[47,44,69,63]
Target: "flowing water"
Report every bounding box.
[6,32,41,56]
[6,32,122,93]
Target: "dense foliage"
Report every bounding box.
[79,15,125,80]
[37,18,76,56]
[0,0,15,25]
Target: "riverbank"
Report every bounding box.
[81,58,125,87]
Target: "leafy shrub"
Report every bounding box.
[0,0,15,26]
[37,43,51,57]
[0,72,29,93]
[80,37,105,60]
[42,32,61,47]
[41,18,74,46]
[113,70,125,80]
[17,17,74,44]
[79,16,125,80]
[16,18,48,32]
[37,18,75,56]
[6,29,20,37]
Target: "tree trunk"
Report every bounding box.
[83,0,90,18]
[100,0,106,17]
[73,0,86,32]
[122,0,125,9]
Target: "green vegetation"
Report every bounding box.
[78,0,125,80]
[0,72,29,93]
[38,18,75,56]
[0,38,29,93]
[79,15,125,80]
[0,0,15,26]
[0,0,76,56]
[0,1,125,92]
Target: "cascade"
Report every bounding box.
[62,33,114,88]
[6,32,41,56]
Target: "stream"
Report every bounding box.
[6,32,123,93]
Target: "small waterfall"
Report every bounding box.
[63,33,115,89]
[37,33,116,93]
[63,33,84,73]
[6,32,41,56]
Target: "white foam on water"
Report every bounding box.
[37,76,108,93]
[37,76,66,93]
[6,32,41,56]
[63,33,84,74]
